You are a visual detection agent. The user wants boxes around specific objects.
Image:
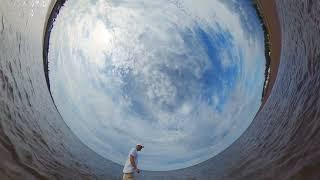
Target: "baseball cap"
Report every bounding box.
[136,143,144,148]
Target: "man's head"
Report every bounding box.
[136,144,144,151]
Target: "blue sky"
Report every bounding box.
[49,0,265,171]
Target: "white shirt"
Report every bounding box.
[123,148,139,173]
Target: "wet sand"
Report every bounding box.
[256,0,282,108]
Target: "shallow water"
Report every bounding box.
[0,0,320,179]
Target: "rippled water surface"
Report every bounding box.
[0,0,320,179]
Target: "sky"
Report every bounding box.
[48,0,265,171]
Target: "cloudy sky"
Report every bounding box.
[49,0,265,171]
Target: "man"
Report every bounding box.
[122,144,144,180]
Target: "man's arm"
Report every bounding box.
[129,155,139,172]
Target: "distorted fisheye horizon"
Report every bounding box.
[48,0,265,171]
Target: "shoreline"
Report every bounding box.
[254,0,282,110]
[43,0,67,93]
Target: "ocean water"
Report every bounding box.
[0,0,320,179]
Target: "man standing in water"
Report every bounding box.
[123,144,144,180]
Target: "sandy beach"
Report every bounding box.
[256,0,282,108]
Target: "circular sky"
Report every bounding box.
[49,0,265,171]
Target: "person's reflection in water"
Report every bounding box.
[122,144,144,180]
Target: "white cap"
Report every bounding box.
[136,144,144,148]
